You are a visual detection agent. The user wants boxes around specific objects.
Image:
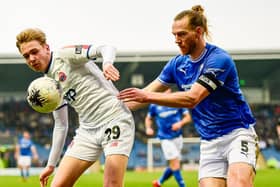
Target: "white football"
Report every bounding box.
[27,77,63,113]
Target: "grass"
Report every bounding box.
[0,169,279,187]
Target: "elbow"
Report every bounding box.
[187,102,197,109]
[185,97,200,109]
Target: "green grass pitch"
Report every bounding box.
[0,169,279,187]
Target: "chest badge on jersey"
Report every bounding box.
[58,71,67,82]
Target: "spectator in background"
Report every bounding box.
[145,89,192,187]
[14,130,39,181]
[275,117,280,150]
[276,117,280,138]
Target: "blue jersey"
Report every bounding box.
[158,43,255,140]
[18,137,34,156]
[148,104,189,139]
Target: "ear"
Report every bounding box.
[195,26,203,35]
[44,44,50,51]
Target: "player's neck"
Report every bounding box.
[190,41,206,61]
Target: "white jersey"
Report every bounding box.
[46,45,130,129]
[45,45,134,167]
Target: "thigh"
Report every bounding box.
[227,162,255,187]
[227,127,258,187]
[51,156,94,187]
[104,154,128,187]
[199,177,226,187]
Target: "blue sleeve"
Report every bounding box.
[197,52,235,92]
[202,52,234,85]
[158,57,177,85]
[147,104,156,118]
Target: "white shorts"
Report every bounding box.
[199,126,259,180]
[65,114,135,161]
[161,136,183,160]
[18,156,32,167]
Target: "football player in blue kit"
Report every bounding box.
[119,5,259,187]
[14,131,39,181]
[145,89,192,187]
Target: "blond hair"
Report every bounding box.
[174,5,211,40]
[16,28,47,52]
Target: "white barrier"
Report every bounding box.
[0,167,44,176]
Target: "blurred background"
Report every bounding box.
[0,50,280,172]
[1,0,280,175]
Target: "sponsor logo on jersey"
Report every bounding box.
[159,110,178,118]
[205,68,225,77]
[58,71,67,82]
[75,45,83,54]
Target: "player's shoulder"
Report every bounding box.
[207,43,232,60]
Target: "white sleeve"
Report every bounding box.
[88,45,117,65]
[47,105,69,167]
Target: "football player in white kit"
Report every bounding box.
[16,28,135,187]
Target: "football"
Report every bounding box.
[27,77,63,113]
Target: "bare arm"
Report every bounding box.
[31,145,39,161]
[145,115,155,136]
[119,82,210,109]
[14,144,19,160]
[172,111,192,131]
[123,79,169,110]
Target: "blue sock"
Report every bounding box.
[159,167,173,184]
[173,170,186,187]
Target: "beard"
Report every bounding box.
[179,37,197,55]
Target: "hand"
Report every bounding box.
[171,122,182,131]
[103,63,120,81]
[146,127,154,136]
[33,154,39,162]
[39,165,55,187]
[118,88,148,103]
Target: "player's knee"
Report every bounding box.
[104,178,122,187]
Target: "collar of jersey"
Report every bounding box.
[45,52,53,74]
[189,47,208,63]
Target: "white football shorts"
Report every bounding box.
[199,126,259,180]
[65,113,135,161]
[161,135,183,160]
[18,155,32,167]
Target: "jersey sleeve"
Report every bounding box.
[197,53,234,92]
[58,44,116,65]
[47,106,69,167]
[157,57,177,86]
[147,104,156,118]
